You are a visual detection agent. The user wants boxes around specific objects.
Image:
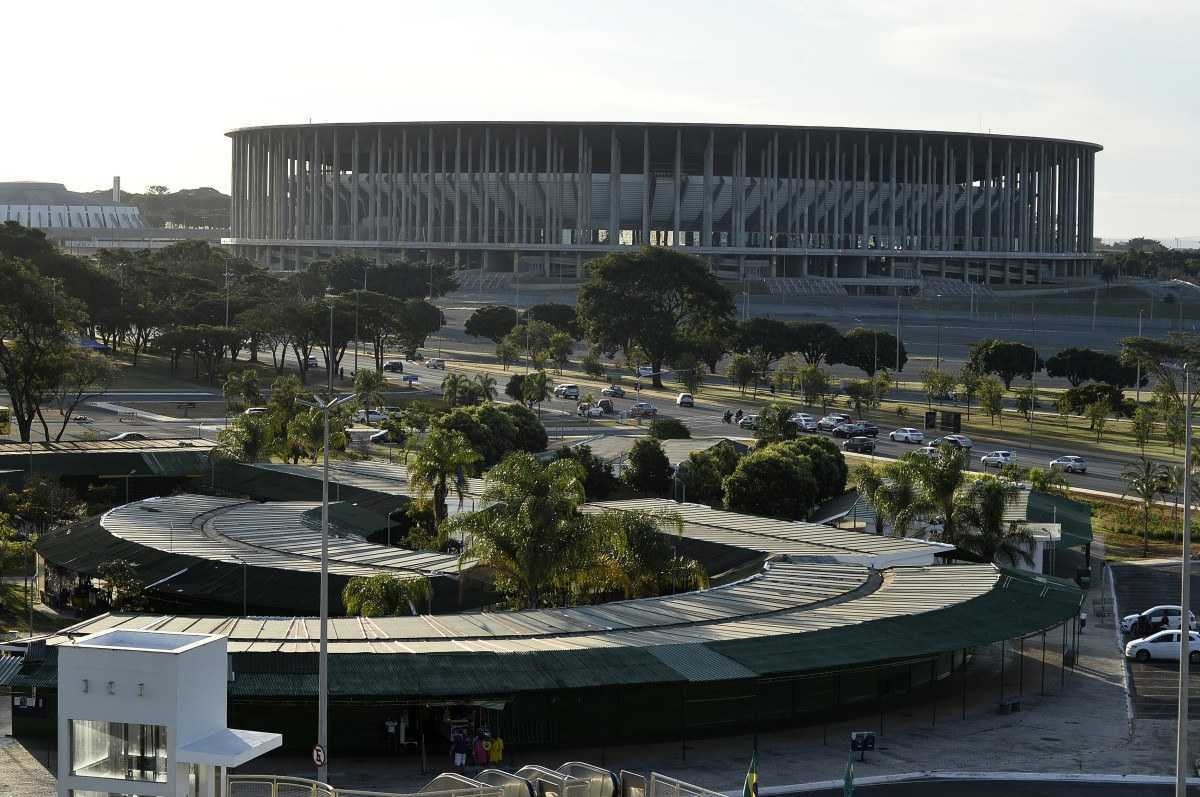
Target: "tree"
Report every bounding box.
[723,443,818,520]
[1132,406,1155,453]
[1028,467,1070,496]
[1014,387,1036,422]
[978,377,1005,427]
[725,354,758,395]
[778,436,847,504]
[390,299,444,357]
[497,403,548,454]
[623,438,672,496]
[446,453,589,609]
[831,328,907,376]
[222,368,261,413]
[216,412,271,462]
[502,319,559,369]
[909,445,968,542]
[473,373,498,402]
[433,404,518,467]
[496,339,520,370]
[854,461,931,537]
[588,509,708,599]
[734,318,794,373]
[649,417,690,440]
[408,428,483,522]
[1122,457,1168,556]
[441,373,472,408]
[790,322,842,365]
[0,256,80,441]
[1046,347,1140,388]
[581,348,606,378]
[755,403,798,444]
[555,444,618,500]
[958,367,982,419]
[464,304,518,342]
[1055,392,1073,430]
[967,339,1043,389]
[96,559,144,611]
[677,441,742,506]
[343,574,431,616]
[521,371,552,414]
[1086,400,1111,441]
[547,331,574,373]
[1121,334,1200,413]
[577,247,734,389]
[504,373,527,403]
[44,351,119,441]
[353,368,388,418]
[952,478,1034,566]
[525,303,582,339]
[1062,383,1134,419]
[799,365,832,411]
[842,379,878,418]
[921,369,956,408]
[672,351,705,394]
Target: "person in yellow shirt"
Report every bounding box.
[488,735,504,764]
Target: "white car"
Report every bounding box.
[889,427,924,443]
[636,366,655,378]
[629,401,658,419]
[426,358,446,369]
[1050,455,1087,474]
[1121,605,1197,634]
[937,434,974,450]
[305,356,320,369]
[1126,630,1200,663]
[108,432,149,442]
[601,385,625,398]
[912,445,939,458]
[817,413,851,431]
[980,450,1013,468]
[577,403,604,418]
[553,384,580,400]
[355,409,387,423]
[790,413,818,432]
[739,414,760,430]
[676,393,694,407]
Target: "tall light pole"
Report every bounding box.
[299,293,354,785]
[895,293,902,375]
[1178,362,1193,797]
[1136,309,1144,405]
[1029,302,1037,450]
[224,269,234,327]
[354,267,368,375]
[935,294,944,371]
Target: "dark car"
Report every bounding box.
[832,422,866,438]
[843,436,876,454]
[860,422,880,437]
[383,361,404,372]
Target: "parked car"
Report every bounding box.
[577,403,604,418]
[244,407,268,416]
[108,432,149,442]
[1125,630,1200,663]
[383,361,404,372]
[305,356,320,369]
[1050,455,1087,474]
[790,413,818,432]
[73,415,94,424]
[636,366,655,378]
[553,384,580,400]
[889,427,924,443]
[601,384,625,398]
[1121,605,1197,635]
[832,422,867,438]
[817,413,851,431]
[426,358,446,369]
[843,436,876,454]
[596,398,616,414]
[355,409,387,423]
[676,393,694,407]
[980,450,1013,468]
[629,401,658,419]
[738,414,760,430]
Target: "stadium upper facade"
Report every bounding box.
[224,122,1101,286]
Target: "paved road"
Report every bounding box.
[781,779,1200,796]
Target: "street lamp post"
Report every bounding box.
[354,267,367,376]
[895,293,901,375]
[1136,310,1144,405]
[1177,363,1193,797]
[935,294,943,371]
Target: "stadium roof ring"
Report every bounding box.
[224,121,1101,284]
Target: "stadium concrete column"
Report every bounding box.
[351,129,359,242]
[642,127,650,245]
[702,130,713,249]
[609,127,620,245]
[673,127,682,248]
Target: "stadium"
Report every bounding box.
[224,122,1101,290]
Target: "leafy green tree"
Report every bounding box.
[790,322,842,365]
[842,379,877,418]
[1121,334,1200,413]
[221,369,261,412]
[723,443,817,520]
[464,304,518,342]
[649,417,690,440]
[623,438,672,496]
[216,413,271,462]
[547,331,574,373]
[921,368,956,408]
[44,351,119,441]
[283,406,348,464]
[502,320,559,370]
[409,428,483,522]
[1046,347,1140,388]
[1132,406,1155,452]
[1086,400,1111,441]
[1015,387,1037,422]
[441,373,473,408]
[498,403,549,455]
[581,348,606,378]
[555,444,618,500]
[952,477,1034,566]
[909,444,968,541]
[1055,392,1073,429]
[504,373,526,403]
[577,247,734,389]
[521,371,552,415]
[1028,467,1070,496]
[672,351,705,394]
[352,368,388,418]
[447,453,588,609]
[587,509,708,599]
[473,373,498,402]
[854,461,932,537]
[831,328,907,376]
[978,377,1005,427]
[777,436,847,504]
[677,441,742,506]
[734,318,794,373]
[343,574,431,616]
[525,303,582,339]
[958,367,982,419]
[755,403,798,444]
[1121,456,1169,556]
[96,559,144,611]
[496,339,520,370]
[799,365,832,411]
[726,353,758,395]
[390,299,444,357]
[967,339,1043,389]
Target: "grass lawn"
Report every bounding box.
[0,581,74,635]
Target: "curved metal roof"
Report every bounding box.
[225,121,1101,151]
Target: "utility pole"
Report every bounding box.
[1029,301,1037,451]
[1177,362,1193,797]
[895,293,901,376]
[1136,310,1144,405]
[935,294,944,371]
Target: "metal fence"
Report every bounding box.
[646,773,725,797]
[228,778,504,797]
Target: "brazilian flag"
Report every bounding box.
[843,753,855,796]
[742,749,759,797]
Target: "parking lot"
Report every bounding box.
[1110,562,1200,719]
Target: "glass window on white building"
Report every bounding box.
[70,719,168,782]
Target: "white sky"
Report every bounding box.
[2,0,1197,240]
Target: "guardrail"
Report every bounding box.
[228,777,503,797]
[646,774,725,797]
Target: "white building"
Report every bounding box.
[56,628,281,797]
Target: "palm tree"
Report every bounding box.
[446,453,589,609]
[1164,464,1185,523]
[953,477,1035,566]
[522,371,552,415]
[441,373,469,408]
[909,446,968,541]
[1122,456,1167,556]
[853,465,885,535]
[353,368,388,418]
[474,372,498,402]
[342,574,432,616]
[1027,467,1070,496]
[409,428,482,522]
[222,369,261,412]
[587,509,708,599]
[872,462,934,538]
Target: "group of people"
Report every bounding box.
[451,727,504,769]
[722,409,744,425]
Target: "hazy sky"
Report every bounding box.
[3,0,1197,241]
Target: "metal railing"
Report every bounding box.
[228,777,503,797]
[646,774,725,797]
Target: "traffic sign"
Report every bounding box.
[312,743,326,767]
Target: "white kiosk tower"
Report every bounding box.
[56,628,281,797]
